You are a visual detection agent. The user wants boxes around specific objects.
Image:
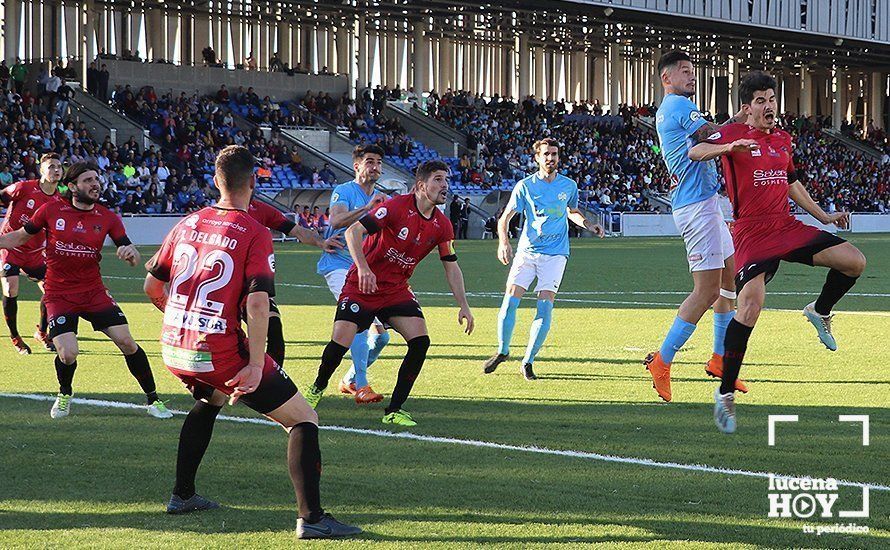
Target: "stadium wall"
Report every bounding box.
[101,59,348,100]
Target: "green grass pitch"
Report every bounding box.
[1,235,888,548]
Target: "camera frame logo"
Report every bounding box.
[766,414,870,530]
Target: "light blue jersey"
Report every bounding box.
[507,173,579,257]
[655,93,719,209]
[316,180,374,275]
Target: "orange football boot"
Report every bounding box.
[705,353,749,393]
[644,351,672,402]
[338,381,356,395]
[354,385,383,404]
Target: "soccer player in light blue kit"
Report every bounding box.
[644,50,748,402]
[316,144,390,404]
[482,138,604,380]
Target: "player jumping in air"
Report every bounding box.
[689,71,866,433]
[0,162,171,420]
[0,152,62,354]
[482,138,604,380]
[247,198,343,368]
[305,160,474,426]
[316,144,391,404]
[645,50,749,402]
[144,146,361,538]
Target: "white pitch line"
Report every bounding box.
[2,392,887,493]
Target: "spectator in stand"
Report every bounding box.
[216,85,229,103]
[298,206,312,228]
[0,60,9,91]
[317,207,330,234]
[318,163,336,185]
[10,58,26,94]
[121,193,142,214]
[98,64,110,101]
[459,197,470,239]
[202,46,217,66]
[244,52,257,71]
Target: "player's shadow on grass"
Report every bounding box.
[0,393,886,548]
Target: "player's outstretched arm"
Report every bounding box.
[227,291,268,405]
[789,181,850,229]
[496,208,517,265]
[288,223,343,251]
[567,207,605,238]
[329,194,386,230]
[442,259,474,335]
[143,273,168,312]
[0,227,33,250]
[688,139,759,162]
[345,221,377,293]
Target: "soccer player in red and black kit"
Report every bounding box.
[144,146,361,538]
[690,71,867,433]
[303,160,475,427]
[0,152,62,354]
[247,199,343,367]
[0,162,172,420]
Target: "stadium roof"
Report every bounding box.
[109,0,890,71]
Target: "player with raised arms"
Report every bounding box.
[644,50,750,402]
[304,159,474,427]
[247,198,343,368]
[481,137,604,381]
[0,162,171,420]
[689,71,866,433]
[316,144,391,404]
[144,145,361,538]
[0,152,63,354]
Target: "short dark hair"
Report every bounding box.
[739,71,778,105]
[214,145,255,192]
[40,152,60,164]
[62,161,100,186]
[657,50,692,75]
[415,159,449,184]
[533,137,560,154]
[352,143,385,162]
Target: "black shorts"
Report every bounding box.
[187,355,298,415]
[736,231,847,291]
[269,298,280,316]
[334,295,424,333]
[47,308,129,339]
[2,262,46,280]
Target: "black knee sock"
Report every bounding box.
[124,346,159,404]
[386,335,430,414]
[814,269,859,316]
[288,422,324,522]
[720,319,754,394]
[266,315,285,367]
[39,298,48,333]
[55,356,77,395]
[173,400,222,500]
[3,295,19,337]
[313,341,348,390]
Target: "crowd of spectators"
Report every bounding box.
[780,114,890,213]
[428,90,663,211]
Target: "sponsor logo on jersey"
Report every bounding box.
[54,241,99,257]
[751,148,762,157]
[690,111,701,122]
[26,199,34,209]
[163,306,227,334]
[558,192,568,201]
[752,169,787,187]
[331,192,340,203]
[268,253,276,272]
[707,132,722,141]
[73,221,86,233]
[384,247,417,268]
[350,303,360,313]
[398,227,409,240]
[375,207,388,219]
[184,215,200,229]
[93,224,102,233]
[55,218,65,230]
